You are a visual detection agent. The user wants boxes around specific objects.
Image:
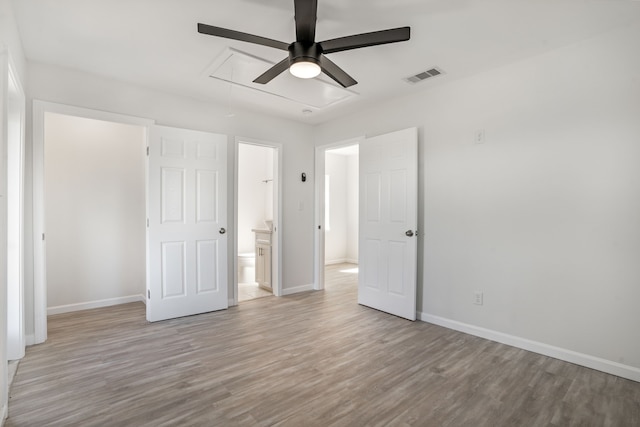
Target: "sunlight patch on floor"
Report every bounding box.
[339,267,359,274]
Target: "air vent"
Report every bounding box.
[404,67,444,84]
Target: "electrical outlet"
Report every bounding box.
[474,291,483,306]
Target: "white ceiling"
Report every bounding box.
[10,0,640,124]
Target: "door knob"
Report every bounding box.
[405,230,414,237]
[219,228,226,234]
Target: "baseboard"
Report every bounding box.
[325,259,347,265]
[325,259,359,266]
[281,284,314,296]
[1,403,7,427]
[418,312,640,383]
[25,333,35,346]
[48,295,145,316]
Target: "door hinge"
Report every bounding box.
[146,146,149,156]
[146,218,149,227]
[42,233,45,241]
[147,289,150,299]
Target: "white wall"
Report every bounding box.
[325,151,359,265]
[44,113,146,310]
[315,23,640,376]
[23,62,316,339]
[324,153,348,263]
[238,143,274,254]
[0,0,26,82]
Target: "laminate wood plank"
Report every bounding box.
[6,263,640,426]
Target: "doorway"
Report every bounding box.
[314,139,361,291]
[235,139,281,303]
[44,113,147,314]
[32,101,153,343]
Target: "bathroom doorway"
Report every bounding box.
[319,143,360,291]
[235,140,280,303]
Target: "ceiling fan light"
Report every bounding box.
[289,61,321,79]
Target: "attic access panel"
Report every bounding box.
[207,48,357,110]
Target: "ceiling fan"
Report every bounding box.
[197,0,410,88]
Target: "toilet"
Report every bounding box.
[237,252,256,284]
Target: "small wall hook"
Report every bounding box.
[301,172,306,182]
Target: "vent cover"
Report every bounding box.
[404,67,444,84]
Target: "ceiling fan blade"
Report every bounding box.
[320,27,410,54]
[198,23,289,51]
[319,56,357,88]
[253,57,291,84]
[294,0,318,43]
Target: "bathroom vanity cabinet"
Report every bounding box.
[253,229,272,290]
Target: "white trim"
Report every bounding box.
[234,137,283,300]
[25,334,35,346]
[313,146,325,290]
[32,100,155,343]
[231,139,239,307]
[1,404,7,426]
[281,284,314,296]
[314,137,364,291]
[33,101,155,127]
[47,295,145,316]
[418,312,640,383]
[32,100,47,344]
[6,54,26,361]
[324,258,358,266]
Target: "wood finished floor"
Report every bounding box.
[7,263,640,426]
[238,282,272,303]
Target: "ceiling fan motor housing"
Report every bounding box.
[288,42,322,66]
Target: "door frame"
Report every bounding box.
[313,137,363,291]
[232,137,283,304]
[4,52,26,359]
[32,101,154,343]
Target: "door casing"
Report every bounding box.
[32,101,154,343]
[313,137,363,291]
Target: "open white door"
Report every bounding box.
[358,128,418,320]
[147,125,228,322]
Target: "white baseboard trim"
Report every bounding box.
[418,312,640,383]
[25,333,35,346]
[325,259,359,266]
[48,295,145,316]
[281,284,314,296]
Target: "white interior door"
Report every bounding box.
[147,125,228,322]
[358,128,418,320]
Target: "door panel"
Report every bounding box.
[196,240,219,293]
[161,241,186,298]
[147,125,228,322]
[161,168,185,223]
[358,128,418,320]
